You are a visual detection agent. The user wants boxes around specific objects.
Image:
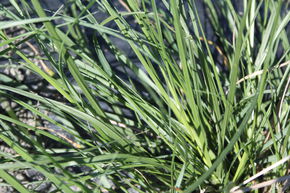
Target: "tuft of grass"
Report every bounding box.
[0,0,289,192]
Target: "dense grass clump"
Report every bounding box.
[0,0,289,192]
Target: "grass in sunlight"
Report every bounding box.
[0,0,289,192]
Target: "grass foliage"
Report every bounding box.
[0,0,289,192]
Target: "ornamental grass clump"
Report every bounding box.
[0,0,289,192]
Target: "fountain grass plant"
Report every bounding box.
[0,0,289,192]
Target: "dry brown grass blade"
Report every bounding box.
[118,0,131,12]
[236,60,290,85]
[230,155,290,192]
[277,75,290,132]
[36,126,83,149]
[24,41,55,77]
[231,174,290,193]
[199,37,229,68]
